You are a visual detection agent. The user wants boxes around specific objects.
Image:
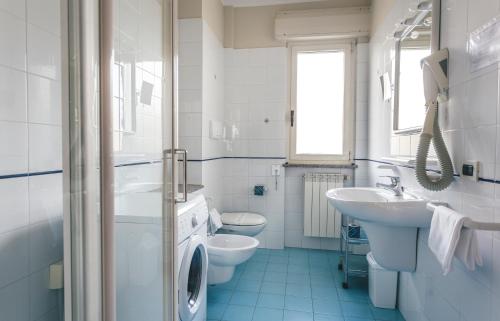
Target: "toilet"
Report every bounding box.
[219,212,267,237]
[207,234,259,284]
[206,209,261,284]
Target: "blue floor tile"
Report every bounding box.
[208,288,233,304]
[369,306,403,321]
[269,256,289,264]
[229,291,259,306]
[285,295,313,312]
[246,261,267,272]
[312,298,342,316]
[253,307,284,321]
[236,279,262,292]
[311,286,338,300]
[286,283,312,298]
[264,271,287,283]
[222,305,254,321]
[260,281,287,295]
[222,304,254,321]
[287,272,311,285]
[207,303,227,320]
[250,253,270,263]
[283,310,314,321]
[341,302,373,319]
[267,263,288,272]
[314,314,345,321]
[269,249,288,257]
[241,270,265,281]
[287,263,309,273]
[207,248,405,321]
[257,293,285,309]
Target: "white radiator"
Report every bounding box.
[303,173,344,238]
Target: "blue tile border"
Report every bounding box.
[0,169,63,180]
[354,158,499,184]
[186,156,287,162]
[5,156,496,186]
[0,156,287,180]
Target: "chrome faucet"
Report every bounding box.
[376,175,404,196]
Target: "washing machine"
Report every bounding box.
[116,192,208,321]
[177,194,209,321]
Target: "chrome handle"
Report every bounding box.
[175,149,188,203]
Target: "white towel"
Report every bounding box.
[454,228,483,271]
[428,206,467,275]
[209,208,223,231]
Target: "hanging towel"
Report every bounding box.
[428,206,467,275]
[454,228,483,271]
[209,208,223,231]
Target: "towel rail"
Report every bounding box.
[427,202,500,231]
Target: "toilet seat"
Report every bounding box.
[220,212,267,226]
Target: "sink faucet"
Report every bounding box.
[376,175,404,196]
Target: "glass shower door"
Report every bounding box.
[65,0,178,320]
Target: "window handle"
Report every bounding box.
[290,110,295,127]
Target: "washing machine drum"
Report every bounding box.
[179,235,208,321]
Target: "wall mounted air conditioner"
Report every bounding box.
[274,7,370,41]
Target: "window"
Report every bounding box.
[289,42,354,164]
[396,46,430,131]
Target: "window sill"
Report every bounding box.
[283,162,358,169]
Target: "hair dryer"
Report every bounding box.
[415,48,454,191]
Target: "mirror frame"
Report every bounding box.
[392,0,441,135]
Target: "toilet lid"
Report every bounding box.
[221,212,267,226]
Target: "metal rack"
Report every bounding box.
[338,216,369,289]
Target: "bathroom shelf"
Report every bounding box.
[381,157,439,166]
[338,222,369,289]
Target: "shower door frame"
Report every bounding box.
[63,0,179,320]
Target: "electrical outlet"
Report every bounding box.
[461,160,479,181]
[271,164,281,176]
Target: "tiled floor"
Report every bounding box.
[207,248,405,321]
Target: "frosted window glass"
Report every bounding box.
[398,48,431,130]
[296,51,345,155]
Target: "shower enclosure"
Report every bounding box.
[0,0,179,319]
[64,0,180,320]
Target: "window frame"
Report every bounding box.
[288,41,355,165]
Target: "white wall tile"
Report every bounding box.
[0,277,29,321]
[29,267,59,321]
[0,11,26,71]
[27,25,61,80]
[0,178,29,235]
[28,124,62,172]
[29,174,63,224]
[369,1,500,320]
[0,65,27,122]
[27,0,61,36]
[28,74,62,125]
[0,227,29,288]
[0,0,26,19]
[29,220,63,273]
[0,121,28,175]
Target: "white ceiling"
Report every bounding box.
[222,0,325,7]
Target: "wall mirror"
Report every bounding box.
[393,1,439,134]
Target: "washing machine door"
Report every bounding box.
[179,234,208,321]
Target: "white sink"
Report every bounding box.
[326,188,431,228]
[326,187,431,272]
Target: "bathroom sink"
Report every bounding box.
[326,187,431,228]
[326,188,432,272]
